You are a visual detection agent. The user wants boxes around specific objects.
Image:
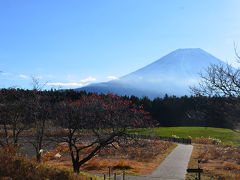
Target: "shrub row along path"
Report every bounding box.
[118,144,193,180]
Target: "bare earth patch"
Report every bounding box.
[186,144,240,180]
[43,139,176,175]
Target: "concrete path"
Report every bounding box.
[150,144,193,180]
[108,144,193,180]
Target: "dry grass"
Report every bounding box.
[186,144,240,180]
[192,137,221,145]
[0,147,98,180]
[113,160,133,170]
[43,139,176,175]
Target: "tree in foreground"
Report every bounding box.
[191,48,240,128]
[54,93,154,173]
[0,89,29,148]
[27,77,53,162]
[28,91,52,162]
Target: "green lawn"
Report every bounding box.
[130,127,240,146]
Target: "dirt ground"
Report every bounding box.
[186,144,240,180]
[42,139,176,175]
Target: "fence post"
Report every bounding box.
[108,167,111,180]
[104,174,106,180]
[123,170,125,180]
[114,173,116,180]
[198,160,201,180]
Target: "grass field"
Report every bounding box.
[131,127,240,146]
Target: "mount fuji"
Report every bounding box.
[76,48,226,99]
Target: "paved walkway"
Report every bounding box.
[149,144,193,180]
[101,144,193,180]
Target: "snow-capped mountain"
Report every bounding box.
[76,48,226,99]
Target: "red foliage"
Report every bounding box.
[61,92,154,129]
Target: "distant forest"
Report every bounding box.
[1,89,239,129]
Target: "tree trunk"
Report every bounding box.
[36,152,41,162]
[73,161,80,174]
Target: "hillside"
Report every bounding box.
[77,48,227,98]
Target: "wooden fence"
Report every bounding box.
[127,134,192,144]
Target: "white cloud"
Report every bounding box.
[47,82,83,87]
[1,72,11,76]
[19,74,29,79]
[80,76,96,83]
[47,76,96,88]
[67,76,96,83]
[107,76,119,80]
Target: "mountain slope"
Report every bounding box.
[76,48,226,98]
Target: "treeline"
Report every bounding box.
[0,88,238,129]
[127,95,239,129]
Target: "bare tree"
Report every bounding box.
[27,91,52,162]
[191,48,240,97]
[53,93,153,173]
[27,77,52,162]
[0,89,28,148]
[190,48,240,128]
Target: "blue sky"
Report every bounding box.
[0,0,240,89]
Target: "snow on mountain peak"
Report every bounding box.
[77,48,228,98]
[122,48,221,78]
